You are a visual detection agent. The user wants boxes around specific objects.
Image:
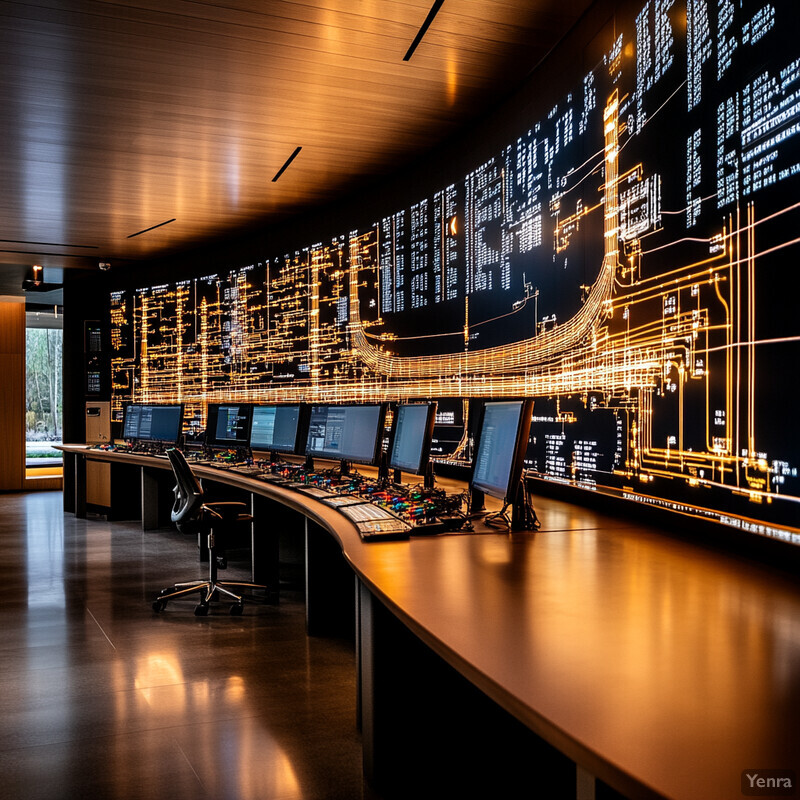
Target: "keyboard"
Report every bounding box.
[256,473,289,483]
[321,495,365,508]
[338,502,411,540]
[295,486,332,498]
[355,519,410,540]
[339,503,398,522]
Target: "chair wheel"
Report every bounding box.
[194,603,209,616]
[152,599,166,612]
[230,602,243,616]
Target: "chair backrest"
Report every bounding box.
[166,448,204,531]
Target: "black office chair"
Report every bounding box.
[152,448,268,616]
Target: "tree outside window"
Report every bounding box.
[26,326,63,466]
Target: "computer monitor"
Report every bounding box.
[122,404,142,440]
[205,403,252,448]
[122,403,184,443]
[388,402,437,482]
[249,404,308,455]
[470,400,534,504]
[429,397,467,460]
[305,404,387,470]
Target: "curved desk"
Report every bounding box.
[60,445,800,800]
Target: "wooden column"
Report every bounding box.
[0,297,25,491]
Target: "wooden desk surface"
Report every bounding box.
[61,445,800,799]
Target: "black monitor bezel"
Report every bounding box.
[388,401,438,476]
[305,403,388,466]
[205,402,253,448]
[248,403,309,455]
[469,399,534,502]
[121,402,185,444]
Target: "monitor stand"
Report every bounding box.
[423,462,435,491]
[377,452,390,483]
[469,487,485,514]
[510,478,539,531]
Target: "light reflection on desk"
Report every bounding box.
[349,508,800,799]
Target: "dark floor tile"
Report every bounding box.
[0,491,380,800]
[0,731,205,800]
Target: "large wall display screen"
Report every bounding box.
[109,0,800,544]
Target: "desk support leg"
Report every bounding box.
[141,468,160,531]
[305,519,355,638]
[250,495,280,602]
[62,452,77,514]
[577,766,596,800]
[358,581,576,800]
[358,580,379,784]
[74,454,87,519]
[354,576,362,732]
[196,478,208,562]
[576,767,628,800]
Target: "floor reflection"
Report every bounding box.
[26,494,66,609]
[4,492,377,800]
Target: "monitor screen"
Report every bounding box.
[206,403,252,447]
[122,404,183,443]
[306,404,386,465]
[389,402,437,475]
[429,397,466,460]
[122,404,142,439]
[471,400,533,501]
[249,404,306,454]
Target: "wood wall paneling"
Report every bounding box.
[0,297,25,354]
[86,461,111,507]
[0,0,592,278]
[0,297,26,490]
[24,475,63,491]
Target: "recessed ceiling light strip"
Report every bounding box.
[403,0,445,61]
[127,218,177,239]
[271,147,303,183]
[0,248,100,259]
[0,239,98,249]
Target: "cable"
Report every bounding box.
[485,502,512,530]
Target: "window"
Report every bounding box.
[26,312,63,470]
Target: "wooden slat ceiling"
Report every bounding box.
[0,0,593,295]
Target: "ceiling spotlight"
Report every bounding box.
[99,261,111,271]
[23,264,62,292]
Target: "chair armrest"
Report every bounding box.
[202,501,251,522]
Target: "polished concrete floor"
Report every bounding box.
[0,491,382,800]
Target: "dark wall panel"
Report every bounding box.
[69,0,800,546]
